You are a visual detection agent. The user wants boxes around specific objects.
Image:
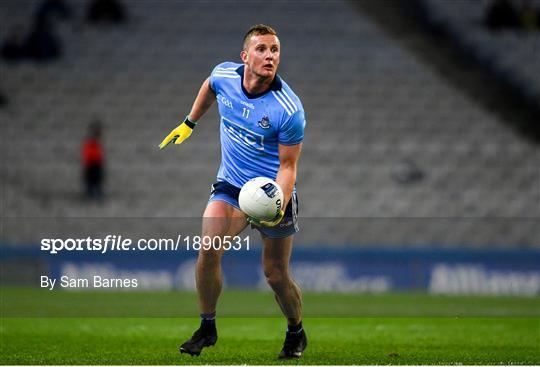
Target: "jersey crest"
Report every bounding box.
[258,116,271,129]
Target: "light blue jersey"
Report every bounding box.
[209,62,306,188]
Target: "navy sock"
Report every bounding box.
[287,321,302,334]
[200,312,216,328]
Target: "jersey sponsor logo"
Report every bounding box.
[222,117,264,151]
[257,115,271,129]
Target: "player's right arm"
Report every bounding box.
[159,78,215,149]
[187,77,215,122]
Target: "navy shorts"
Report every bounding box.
[208,180,299,239]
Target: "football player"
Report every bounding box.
[160,24,307,359]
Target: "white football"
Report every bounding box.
[239,177,283,221]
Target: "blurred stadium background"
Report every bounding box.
[1,0,539,297]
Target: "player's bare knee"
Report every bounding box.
[197,248,223,268]
[202,221,230,239]
[264,266,289,289]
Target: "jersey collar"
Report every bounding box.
[236,65,282,99]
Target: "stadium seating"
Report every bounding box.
[1,0,538,247]
[421,0,540,103]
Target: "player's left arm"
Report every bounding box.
[250,103,305,226]
[276,142,303,209]
[249,143,302,227]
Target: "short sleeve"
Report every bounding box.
[209,62,240,94]
[278,109,306,145]
[209,64,220,93]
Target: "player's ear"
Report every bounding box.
[240,50,248,62]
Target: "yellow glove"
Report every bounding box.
[158,116,197,149]
[247,209,285,227]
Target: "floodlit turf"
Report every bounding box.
[1,289,539,365]
[3,288,539,317]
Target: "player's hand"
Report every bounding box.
[247,209,285,227]
[158,116,197,149]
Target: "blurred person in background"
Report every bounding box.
[486,0,519,30]
[1,26,26,63]
[86,0,126,24]
[1,0,70,64]
[518,0,539,29]
[35,0,72,24]
[24,15,61,61]
[82,120,105,201]
[159,24,307,360]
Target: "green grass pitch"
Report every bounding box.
[1,288,539,365]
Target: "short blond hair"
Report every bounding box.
[242,24,277,50]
